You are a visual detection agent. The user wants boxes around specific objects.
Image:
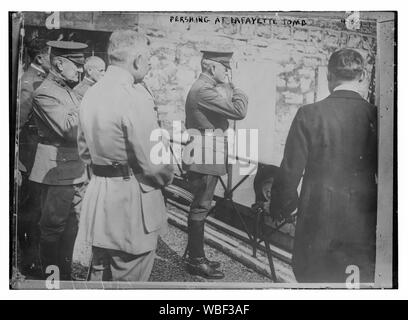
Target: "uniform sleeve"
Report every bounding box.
[19,79,34,129]
[122,93,174,187]
[197,84,248,120]
[32,93,79,142]
[269,107,309,219]
[77,116,91,165]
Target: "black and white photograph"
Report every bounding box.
[9,10,396,290]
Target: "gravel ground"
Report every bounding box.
[149,222,271,283]
[12,209,272,285]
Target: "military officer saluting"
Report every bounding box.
[29,40,88,280]
[183,50,249,279]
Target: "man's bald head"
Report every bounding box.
[84,56,106,82]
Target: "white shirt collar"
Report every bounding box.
[83,76,95,84]
[200,72,216,85]
[333,83,362,97]
[30,63,46,74]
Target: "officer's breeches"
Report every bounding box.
[186,172,218,258]
[18,181,42,268]
[187,172,219,222]
[39,183,85,277]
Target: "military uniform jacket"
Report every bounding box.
[73,76,95,101]
[184,73,248,176]
[270,90,378,283]
[18,64,47,172]
[29,71,85,186]
[75,65,173,256]
[19,64,47,128]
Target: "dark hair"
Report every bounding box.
[26,38,49,61]
[328,48,365,81]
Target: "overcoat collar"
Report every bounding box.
[329,90,365,100]
[198,73,217,86]
[30,63,47,77]
[47,70,71,89]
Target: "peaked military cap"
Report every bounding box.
[47,40,88,65]
[201,50,233,69]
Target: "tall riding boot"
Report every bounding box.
[22,222,42,278]
[58,213,78,280]
[186,219,221,269]
[39,239,59,279]
[17,216,31,273]
[187,219,205,259]
[185,219,224,279]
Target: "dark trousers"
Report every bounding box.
[17,180,42,273]
[39,183,84,280]
[17,127,40,273]
[186,172,218,258]
[293,245,376,283]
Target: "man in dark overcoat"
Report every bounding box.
[270,48,378,283]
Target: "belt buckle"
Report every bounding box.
[112,161,130,181]
[123,171,130,181]
[111,161,120,168]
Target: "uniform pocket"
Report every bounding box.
[135,173,158,193]
[50,147,80,162]
[140,189,167,232]
[55,152,79,162]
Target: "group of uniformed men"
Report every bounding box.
[16,28,377,283]
[17,30,248,281]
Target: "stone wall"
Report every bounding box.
[23,12,377,165]
[140,13,377,164]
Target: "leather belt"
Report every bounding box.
[91,163,134,180]
[39,138,76,148]
[197,129,226,135]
